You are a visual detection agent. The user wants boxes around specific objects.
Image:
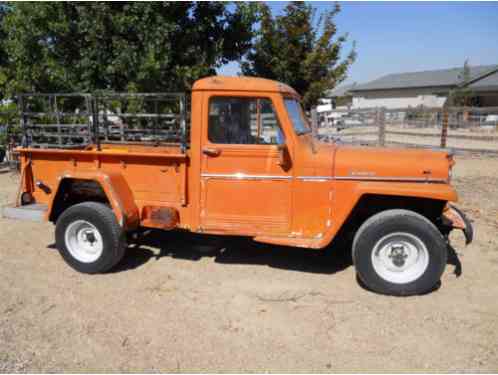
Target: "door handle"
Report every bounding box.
[202,147,221,157]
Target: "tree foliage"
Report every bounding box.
[448,59,475,107]
[0,100,18,146]
[241,2,356,110]
[0,4,7,64]
[0,2,258,98]
[0,3,9,95]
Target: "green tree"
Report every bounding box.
[0,3,10,99]
[0,2,258,97]
[448,59,475,107]
[241,2,356,109]
[0,100,18,147]
[0,4,7,64]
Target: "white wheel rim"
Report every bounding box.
[65,220,104,263]
[371,232,429,284]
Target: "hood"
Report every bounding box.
[334,146,452,182]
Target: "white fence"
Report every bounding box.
[317,106,498,154]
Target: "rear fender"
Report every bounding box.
[48,171,139,229]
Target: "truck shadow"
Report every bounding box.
[47,229,463,280]
[113,229,354,275]
[446,243,462,277]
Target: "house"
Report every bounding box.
[317,83,357,127]
[321,83,357,109]
[330,64,498,110]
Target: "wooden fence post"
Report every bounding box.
[378,107,386,147]
[440,108,449,148]
[311,107,318,137]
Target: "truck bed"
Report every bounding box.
[15,143,189,225]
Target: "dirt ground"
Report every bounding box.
[1,155,497,372]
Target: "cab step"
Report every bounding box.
[2,203,48,222]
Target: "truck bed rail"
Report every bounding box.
[18,92,189,151]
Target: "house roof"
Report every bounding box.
[325,82,358,97]
[468,70,498,92]
[351,64,498,92]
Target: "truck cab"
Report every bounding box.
[191,77,333,243]
[3,76,473,296]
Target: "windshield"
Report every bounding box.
[284,98,311,135]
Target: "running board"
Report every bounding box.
[2,203,48,222]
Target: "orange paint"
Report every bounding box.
[16,76,461,249]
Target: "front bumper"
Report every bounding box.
[442,204,474,244]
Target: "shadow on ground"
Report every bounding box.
[447,243,463,277]
[47,229,464,282]
[112,229,353,276]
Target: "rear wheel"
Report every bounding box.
[352,209,447,296]
[55,202,126,273]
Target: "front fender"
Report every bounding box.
[315,181,458,249]
[353,181,458,202]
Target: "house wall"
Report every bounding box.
[478,92,498,107]
[352,87,448,109]
[316,103,333,113]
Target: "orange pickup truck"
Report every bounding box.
[3,76,473,296]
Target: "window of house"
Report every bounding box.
[208,97,284,145]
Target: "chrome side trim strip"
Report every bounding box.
[334,176,447,183]
[201,173,292,180]
[201,173,447,183]
[297,176,446,183]
[296,176,334,181]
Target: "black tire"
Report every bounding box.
[352,209,447,296]
[55,202,126,273]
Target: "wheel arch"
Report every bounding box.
[317,183,454,249]
[341,193,447,233]
[47,171,139,229]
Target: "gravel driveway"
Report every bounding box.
[1,156,497,372]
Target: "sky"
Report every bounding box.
[218,1,498,86]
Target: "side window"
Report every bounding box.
[260,99,284,145]
[208,97,284,145]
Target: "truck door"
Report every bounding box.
[199,95,292,235]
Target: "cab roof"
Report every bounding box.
[192,76,298,96]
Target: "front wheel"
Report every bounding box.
[352,209,447,296]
